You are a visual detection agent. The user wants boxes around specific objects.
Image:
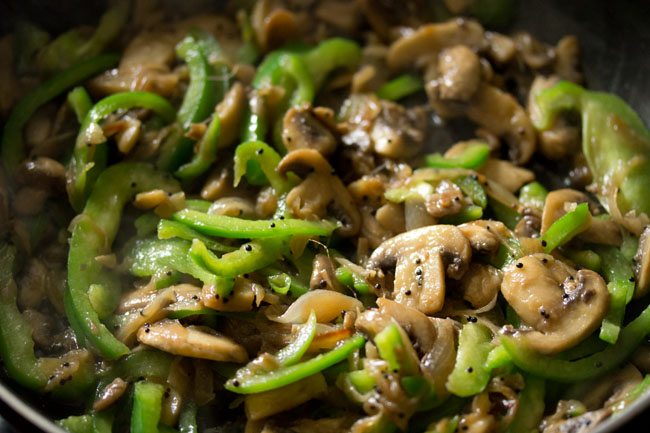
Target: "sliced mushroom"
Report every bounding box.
[512,32,555,70]
[358,0,427,42]
[465,83,536,165]
[429,45,482,102]
[501,253,609,354]
[420,318,457,399]
[251,0,301,52]
[377,298,437,353]
[484,31,517,64]
[203,278,258,312]
[281,106,338,156]
[387,18,484,70]
[310,254,344,292]
[89,31,179,96]
[216,82,246,149]
[480,158,535,193]
[541,189,622,246]
[138,319,248,363]
[93,378,128,412]
[555,35,582,83]
[272,290,363,324]
[458,220,507,255]
[367,225,472,314]
[455,263,502,309]
[283,150,361,237]
[634,226,650,299]
[424,180,465,218]
[16,157,66,193]
[370,101,427,159]
[208,197,256,218]
[375,202,406,234]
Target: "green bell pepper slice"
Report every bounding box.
[172,209,339,239]
[158,32,222,171]
[446,322,493,397]
[533,81,650,220]
[226,334,365,394]
[595,246,636,344]
[500,298,650,382]
[157,219,234,253]
[175,113,221,180]
[189,237,286,278]
[67,86,94,123]
[67,91,176,211]
[66,162,179,359]
[504,375,545,433]
[37,0,128,72]
[0,244,96,399]
[425,142,490,170]
[130,237,219,287]
[377,74,423,101]
[131,381,165,433]
[1,53,118,173]
[540,202,591,253]
[233,140,298,193]
[518,181,548,211]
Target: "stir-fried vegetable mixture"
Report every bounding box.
[2,1,650,432]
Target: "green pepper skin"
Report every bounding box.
[0,244,96,399]
[534,81,650,220]
[67,91,176,211]
[518,181,548,212]
[540,202,591,253]
[425,142,491,170]
[504,375,545,433]
[190,237,286,278]
[157,219,235,253]
[501,298,650,382]
[226,334,365,394]
[175,113,221,180]
[233,140,298,193]
[66,163,179,360]
[446,322,493,397]
[37,0,128,72]
[158,33,220,171]
[1,54,118,173]
[67,86,94,123]
[377,74,423,101]
[131,381,165,433]
[130,237,219,286]
[172,209,338,239]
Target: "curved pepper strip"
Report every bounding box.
[175,112,221,180]
[67,86,94,123]
[504,375,545,433]
[233,140,298,194]
[533,81,650,219]
[376,74,423,101]
[157,219,235,253]
[241,38,360,149]
[425,142,491,169]
[189,237,287,278]
[67,91,176,211]
[540,202,591,253]
[66,162,180,359]
[226,334,365,394]
[0,53,118,173]
[235,311,317,382]
[131,381,165,433]
[130,237,219,287]
[37,0,128,72]
[0,244,96,399]
[158,33,220,171]
[172,209,339,239]
[500,298,650,382]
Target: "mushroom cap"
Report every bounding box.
[501,253,609,354]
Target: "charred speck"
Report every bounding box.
[466,367,473,373]
[257,148,264,155]
[404,290,412,296]
[467,316,477,323]
[516,262,524,268]
[245,244,253,251]
[270,223,276,228]
[541,240,547,247]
